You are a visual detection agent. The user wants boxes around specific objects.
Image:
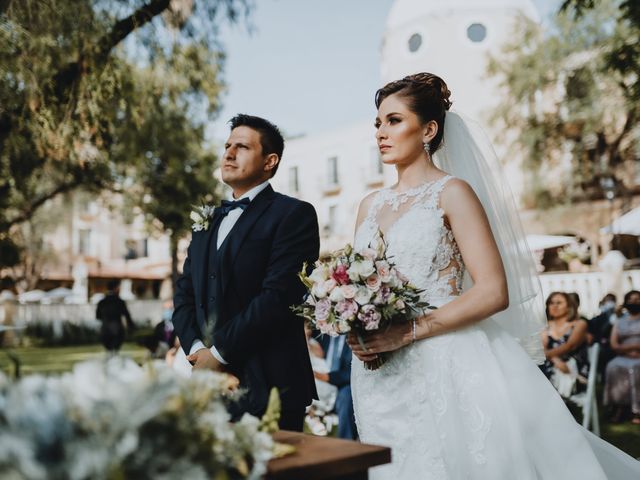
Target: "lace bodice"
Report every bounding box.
[354,175,464,303]
[350,175,632,480]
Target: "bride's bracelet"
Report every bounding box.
[411,319,417,343]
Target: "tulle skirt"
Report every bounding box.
[351,297,640,480]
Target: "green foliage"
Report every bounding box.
[487,0,639,208]
[0,0,250,282]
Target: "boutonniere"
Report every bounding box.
[190,203,216,232]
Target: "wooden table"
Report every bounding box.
[266,431,391,480]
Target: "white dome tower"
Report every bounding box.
[380,0,539,122]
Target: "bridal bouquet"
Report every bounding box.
[293,233,432,370]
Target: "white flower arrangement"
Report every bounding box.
[190,204,216,232]
[0,357,274,480]
[558,241,591,264]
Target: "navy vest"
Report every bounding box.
[204,215,227,344]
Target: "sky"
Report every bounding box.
[208,0,562,144]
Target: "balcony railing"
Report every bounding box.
[538,269,640,317]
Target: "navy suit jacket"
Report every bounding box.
[172,185,319,417]
[318,335,353,388]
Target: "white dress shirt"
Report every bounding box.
[189,180,271,364]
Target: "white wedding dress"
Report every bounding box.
[352,175,640,480]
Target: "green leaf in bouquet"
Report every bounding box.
[297,262,314,289]
[259,387,281,434]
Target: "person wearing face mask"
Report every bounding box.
[604,290,640,424]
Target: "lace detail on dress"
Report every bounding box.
[355,175,464,303]
[352,175,494,479]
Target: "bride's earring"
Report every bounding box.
[423,141,430,155]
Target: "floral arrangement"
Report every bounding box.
[0,357,274,480]
[558,241,591,264]
[293,233,432,369]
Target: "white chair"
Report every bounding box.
[569,343,601,436]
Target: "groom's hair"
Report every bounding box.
[229,114,285,177]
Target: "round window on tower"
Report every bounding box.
[467,23,487,43]
[408,33,422,53]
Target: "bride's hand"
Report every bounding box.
[347,322,412,360]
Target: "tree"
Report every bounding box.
[487,0,639,208]
[562,0,640,102]
[113,44,223,289]
[0,0,249,267]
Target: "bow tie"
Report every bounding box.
[219,197,251,216]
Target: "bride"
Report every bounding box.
[348,72,640,479]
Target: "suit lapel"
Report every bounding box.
[219,185,276,296]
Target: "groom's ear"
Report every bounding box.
[264,153,280,177]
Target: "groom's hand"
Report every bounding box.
[187,348,222,372]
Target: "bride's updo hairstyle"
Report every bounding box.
[375,73,452,155]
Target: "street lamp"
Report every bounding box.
[599,174,617,243]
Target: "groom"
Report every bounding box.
[172,114,319,430]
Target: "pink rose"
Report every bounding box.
[341,284,358,299]
[336,299,358,321]
[366,273,382,291]
[315,298,331,322]
[332,264,350,285]
[358,304,382,331]
[360,248,377,260]
[375,260,391,282]
[373,286,391,305]
[364,318,380,331]
[318,320,337,336]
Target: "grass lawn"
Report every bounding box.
[600,419,640,459]
[0,342,148,377]
[1,344,639,460]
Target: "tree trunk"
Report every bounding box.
[170,233,179,296]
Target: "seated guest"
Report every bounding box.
[540,291,589,398]
[152,299,177,358]
[304,323,338,415]
[316,334,358,440]
[604,290,640,424]
[588,293,618,374]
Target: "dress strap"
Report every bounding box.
[417,174,454,210]
[364,189,387,224]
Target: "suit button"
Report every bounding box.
[209,274,216,279]
[199,303,203,309]
[209,296,215,302]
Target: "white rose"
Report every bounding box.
[348,260,375,280]
[190,211,202,223]
[341,284,358,299]
[309,265,329,284]
[311,283,328,299]
[354,286,373,305]
[388,269,402,288]
[329,286,345,302]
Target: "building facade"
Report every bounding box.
[273,0,540,255]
